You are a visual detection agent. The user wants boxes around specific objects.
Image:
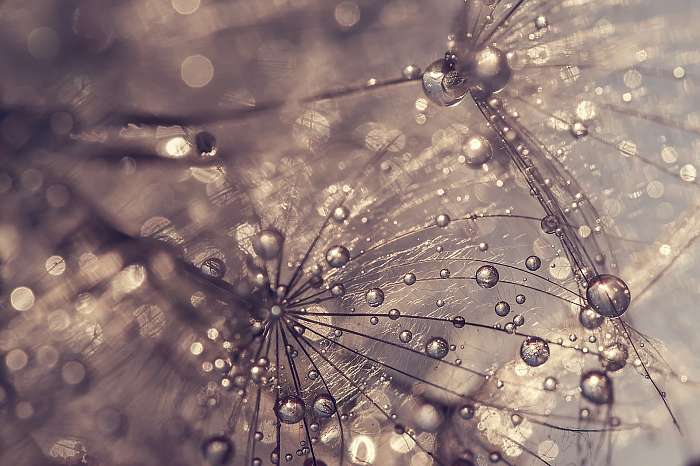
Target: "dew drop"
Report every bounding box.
[475,265,499,288]
[463,135,493,165]
[403,273,416,285]
[253,230,284,260]
[586,274,631,318]
[495,301,510,317]
[580,370,613,404]
[312,394,336,418]
[202,436,234,465]
[458,404,475,420]
[540,215,559,234]
[525,255,542,271]
[365,288,385,307]
[399,330,413,343]
[578,306,604,330]
[425,336,449,359]
[436,213,451,227]
[274,395,305,424]
[520,337,550,367]
[325,245,350,268]
[600,342,628,372]
[543,376,558,391]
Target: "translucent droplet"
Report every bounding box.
[495,301,510,317]
[520,337,550,367]
[470,46,512,97]
[525,255,541,271]
[332,206,349,223]
[330,283,345,297]
[274,395,305,424]
[580,370,613,404]
[422,59,467,107]
[425,336,449,359]
[201,257,226,279]
[570,121,589,138]
[463,135,493,165]
[436,213,451,227]
[399,330,413,343]
[402,64,422,80]
[600,342,628,372]
[365,288,385,307]
[325,245,350,268]
[458,404,475,420]
[540,215,559,234]
[202,436,234,465]
[515,294,526,305]
[578,306,604,330]
[475,265,499,288]
[543,377,558,391]
[403,272,416,286]
[253,230,284,260]
[312,394,336,418]
[388,309,401,320]
[586,274,631,317]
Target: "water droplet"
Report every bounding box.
[600,342,628,372]
[436,213,451,227]
[525,255,541,271]
[515,294,526,305]
[422,59,468,107]
[458,404,475,420]
[470,46,512,97]
[512,314,525,326]
[388,309,401,320]
[312,394,336,418]
[274,395,305,424]
[578,306,604,330]
[440,268,451,279]
[201,257,226,279]
[580,370,613,404]
[535,15,548,29]
[475,265,499,288]
[402,64,422,80]
[253,230,284,260]
[540,215,559,234]
[463,135,493,165]
[195,131,218,157]
[202,436,234,465]
[520,337,550,367]
[543,376,558,391]
[452,316,466,328]
[495,301,510,317]
[570,121,589,138]
[403,272,416,285]
[325,245,350,268]
[330,283,345,297]
[425,336,449,359]
[332,206,349,223]
[399,330,413,343]
[365,288,385,307]
[586,274,631,317]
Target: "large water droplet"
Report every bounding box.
[475,265,499,288]
[202,436,234,465]
[580,370,613,405]
[600,342,628,372]
[365,288,385,307]
[578,306,604,330]
[312,394,336,418]
[519,336,550,367]
[325,245,350,268]
[274,395,305,424]
[253,230,284,260]
[425,336,449,359]
[586,274,631,318]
